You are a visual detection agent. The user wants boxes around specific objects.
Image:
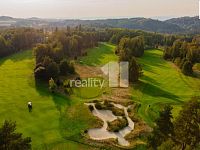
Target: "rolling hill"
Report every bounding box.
[0,16,199,34]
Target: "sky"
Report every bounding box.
[0,0,199,19]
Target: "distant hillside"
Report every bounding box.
[165,16,200,34]
[91,18,184,33]
[0,16,199,34]
[0,16,15,21]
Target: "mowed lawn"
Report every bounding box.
[79,42,118,66]
[0,50,99,150]
[133,49,200,126]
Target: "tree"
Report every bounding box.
[117,36,144,59]
[130,36,144,57]
[42,56,53,68]
[34,44,51,64]
[181,61,193,76]
[0,120,31,150]
[163,47,172,60]
[147,105,174,149]
[129,57,140,82]
[0,35,9,57]
[174,99,200,150]
[171,40,182,58]
[147,127,165,149]
[59,59,69,75]
[156,105,174,136]
[46,61,59,79]
[59,59,75,75]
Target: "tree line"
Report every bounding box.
[163,36,200,75]
[105,28,191,48]
[0,28,43,57]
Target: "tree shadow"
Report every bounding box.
[139,50,169,72]
[34,80,71,112]
[142,75,161,86]
[79,43,115,66]
[135,81,181,103]
[0,50,33,66]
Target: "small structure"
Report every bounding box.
[28,102,32,112]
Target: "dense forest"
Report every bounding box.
[0,28,43,57]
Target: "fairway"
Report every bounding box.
[133,49,200,125]
[0,50,99,150]
[79,42,118,66]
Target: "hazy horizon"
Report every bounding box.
[0,0,199,19]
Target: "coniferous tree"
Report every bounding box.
[0,120,31,150]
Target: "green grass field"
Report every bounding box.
[0,50,99,150]
[79,42,118,66]
[133,49,200,125]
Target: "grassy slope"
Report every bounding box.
[76,42,118,99]
[0,50,98,150]
[79,42,118,66]
[134,49,200,125]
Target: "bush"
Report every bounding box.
[107,117,128,132]
[111,107,125,116]
[182,61,193,76]
[95,102,103,110]
[88,105,94,112]
[104,100,113,108]
[194,63,200,71]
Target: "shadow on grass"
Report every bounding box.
[35,80,71,112]
[142,75,161,86]
[79,43,115,66]
[135,81,181,103]
[0,50,33,66]
[139,50,169,73]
